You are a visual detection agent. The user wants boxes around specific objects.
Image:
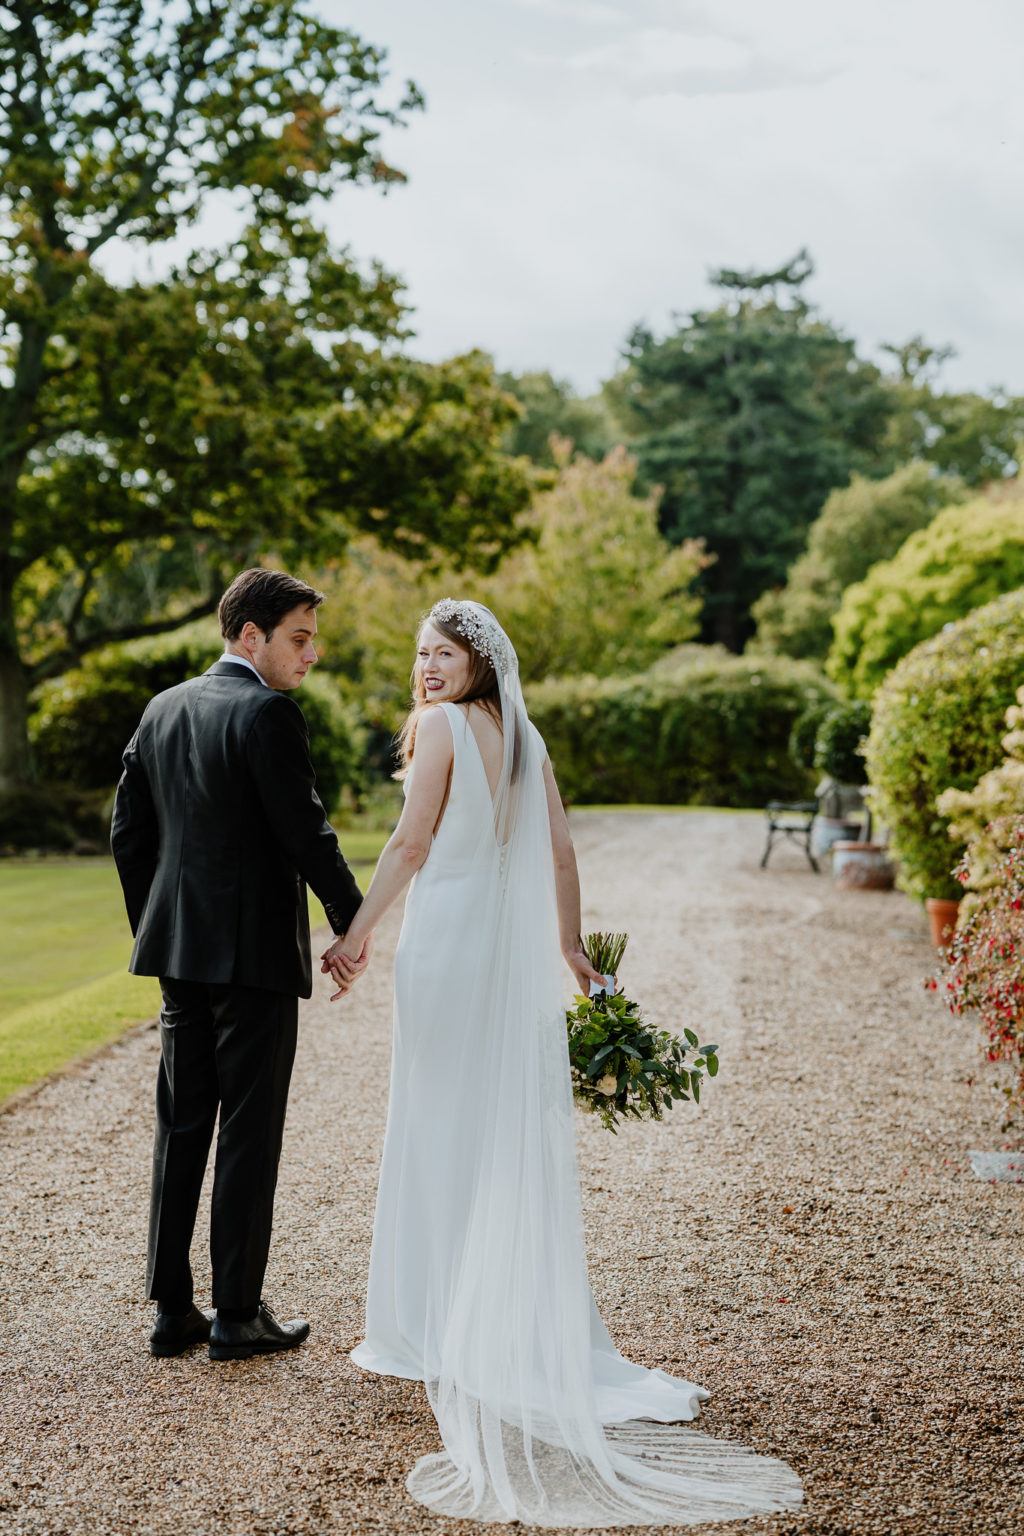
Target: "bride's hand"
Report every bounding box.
[321,932,374,1000]
[564,945,607,998]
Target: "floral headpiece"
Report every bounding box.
[429,599,515,674]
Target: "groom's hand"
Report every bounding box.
[321,932,374,1000]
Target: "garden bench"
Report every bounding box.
[760,799,819,873]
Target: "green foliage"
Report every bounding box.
[936,687,1024,916]
[483,446,707,682]
[814,700,873,785]
[788,699,837,772]
[497,370,621,466]
[828,480,1024,697]
[0,782,111,852]
[528,651,836,806]
[752,464,967,660]
[864,589,1024,902]
[620,251,895,650]
[881,338,1024,485]
[566,933,718,1132]
[29,629,365,814]
[0,4,530,788]
[314,447,708,752]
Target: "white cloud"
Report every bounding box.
[100,0,1024,400]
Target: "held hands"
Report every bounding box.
[320,931,374,1001]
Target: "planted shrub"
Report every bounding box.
[828,479,1024,697]
[30,628,365,815]
[864,588,1024,903]
[0,784,110,853]
[528,652,836,806]
[814,700,873,785]
[788,698,837,773]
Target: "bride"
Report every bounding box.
[323,599,802,1527]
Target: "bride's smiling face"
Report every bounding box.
[416,622,471,702]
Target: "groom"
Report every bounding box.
[112,568,366,1361]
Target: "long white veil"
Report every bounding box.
[404,600,803,1526]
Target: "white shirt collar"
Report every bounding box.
[220,652,269,687]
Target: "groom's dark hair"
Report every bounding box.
[219,568,325,641]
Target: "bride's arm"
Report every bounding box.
[542,756,606,996]
[322,707,453,996]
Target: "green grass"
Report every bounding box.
[0,826,389,1104]
[0,859,141,1018]
[0,971,161,1103]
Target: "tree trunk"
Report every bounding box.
[0,579,32,791]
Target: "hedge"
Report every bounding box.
[527,651,836,806]
[864,588,1024,903]
[29,627,365,817]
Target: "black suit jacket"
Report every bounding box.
[111,660,362,998]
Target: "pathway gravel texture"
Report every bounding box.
[1,811,1021,1536]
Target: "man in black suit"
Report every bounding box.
[112,568,367,1361]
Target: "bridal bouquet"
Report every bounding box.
[566,933,719,1133]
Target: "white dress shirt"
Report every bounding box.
[220,652,269,687]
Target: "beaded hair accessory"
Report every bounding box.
[429,599,516,675]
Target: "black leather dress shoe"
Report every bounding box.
[208,1302,310,1361]
[150,1305,215,1358]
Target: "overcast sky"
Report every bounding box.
[301,0,1023,398]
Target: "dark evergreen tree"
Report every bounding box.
[621,251,894,650]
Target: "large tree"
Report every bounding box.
[0,2,531,788]
[619,251,894,650]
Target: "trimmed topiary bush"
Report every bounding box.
[814,700,873,785]
[864,588,1024,903]
[30,627,366,816]
[528,652,836,806]
[828,479,1024,697]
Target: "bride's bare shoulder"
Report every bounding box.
[415,704,455,746]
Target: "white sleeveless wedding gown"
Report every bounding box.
[351,701,802,1526]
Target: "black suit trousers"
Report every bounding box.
[146,979,298,1311]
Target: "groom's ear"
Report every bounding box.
[239,620,262,654]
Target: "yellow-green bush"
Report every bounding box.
[828,480,1024,697]
[753,464,965,660]
[528,651,836,806]
[864,589,1024,902]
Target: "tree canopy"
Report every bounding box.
[0,2,531,787]
[619,251,895,651]
[313,444,708,758]
[497,369,620,467]
[751,463,968,660]
[880,337,1024,485]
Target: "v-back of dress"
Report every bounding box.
[351,700,802,1526]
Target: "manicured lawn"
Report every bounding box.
[0,828,388,1104]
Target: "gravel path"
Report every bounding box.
[1,812,1021,1536]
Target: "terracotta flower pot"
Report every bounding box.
[925,896,961,946]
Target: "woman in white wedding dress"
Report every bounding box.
[323,599,802,1527]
